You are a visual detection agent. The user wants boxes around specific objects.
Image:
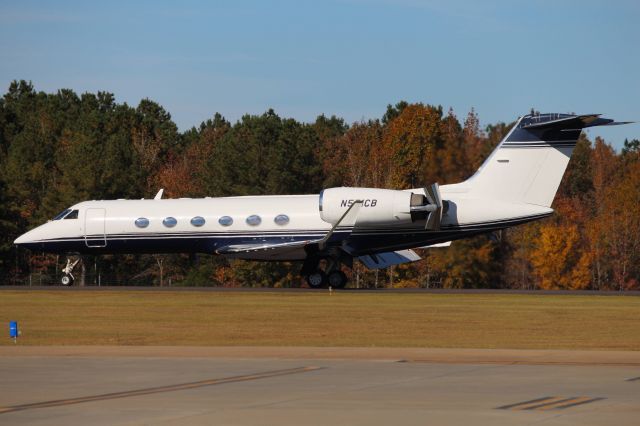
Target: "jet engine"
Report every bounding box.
[319,185,444,229]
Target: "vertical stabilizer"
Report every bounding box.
[459,113,629,207]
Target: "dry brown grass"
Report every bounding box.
[1,290,639,350]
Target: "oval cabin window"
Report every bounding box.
[246,215,261,226]
[190,216,205,227]
[218,216,233,226]
[274,214,289,225]
[163,217,177,228]
[135,218,149,228]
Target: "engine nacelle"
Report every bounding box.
[319,187,415,226]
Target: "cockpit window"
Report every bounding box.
[64,210,79,220]
[53,209,71,220]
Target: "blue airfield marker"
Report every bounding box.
[9,321,19,343]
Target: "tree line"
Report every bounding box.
[1,81,638,289]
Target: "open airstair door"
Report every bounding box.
[84,208,107,248]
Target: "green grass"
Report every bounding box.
[1,291,639,350]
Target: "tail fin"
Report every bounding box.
[460,113,630,207]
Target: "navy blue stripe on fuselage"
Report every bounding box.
[21,212,552,257]
[33,212,553,243]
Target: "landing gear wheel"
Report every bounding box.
[306,271,327,289]
[328,270,347,289]
[61,257,80,286]
[61,274,74,286]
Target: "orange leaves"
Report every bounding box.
[531,194,592,290]
[530,223,586,290]
[593,159,640,289]
[154,142,212,198]
[426,236,498,289]
[321,121,384,188]
[319,103,492,192]
[591,137,618,201]
[152,116,227,198]
[18,199,36,219]
[526,137,640,291]
[381,104,442,189]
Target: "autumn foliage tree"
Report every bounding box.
[530,200,591,290]
[1,81,638,290]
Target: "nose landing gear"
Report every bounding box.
[61,257,80,286]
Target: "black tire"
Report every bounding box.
[60,274,74,286]
[328,270,348,289]
[306,271,327,289]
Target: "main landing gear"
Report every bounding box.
[61,257,80,286]
[303,256,349,289]
[306,270,327,289]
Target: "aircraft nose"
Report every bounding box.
[14,227,51,251]
[14,229,39,246]
[14,223,70,253]
[14,233,30,245]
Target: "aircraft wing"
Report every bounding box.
[216,200,365,259]
[216,239,315,255]
[215,239,315,260]
[358,249,422,270]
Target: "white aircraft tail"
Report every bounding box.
[457,113,630,207]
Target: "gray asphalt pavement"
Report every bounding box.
[0,353,638,425]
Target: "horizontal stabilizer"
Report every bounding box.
[418,241,451,248]
[599,120,635,126]
[521,113,633,130]
[358,249,421,270]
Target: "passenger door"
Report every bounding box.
[84,208,107,248]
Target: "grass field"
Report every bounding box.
[1,290,639,350]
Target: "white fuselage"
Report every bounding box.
[13,185,552,260]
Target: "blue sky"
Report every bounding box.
[1,0,638,149]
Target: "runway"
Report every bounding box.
[2,285,640,295]
[0,348,638,425]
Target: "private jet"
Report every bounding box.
[14,113,630,287]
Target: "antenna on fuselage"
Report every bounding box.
[154,189,164,200]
